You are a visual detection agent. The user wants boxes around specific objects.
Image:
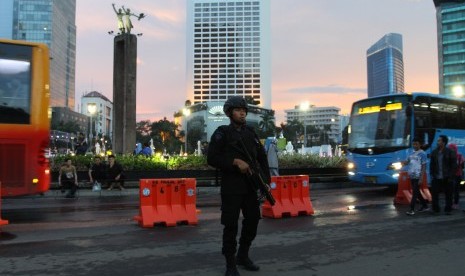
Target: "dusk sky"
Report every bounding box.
[75,0,439,124]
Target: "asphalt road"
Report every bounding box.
[1,185,465,276]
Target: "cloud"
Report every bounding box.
[287,84,366,95]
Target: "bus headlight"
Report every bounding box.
[387,162,403,170]
[347,162,355,170]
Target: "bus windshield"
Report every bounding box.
[348,95,410,154]
[0,47,32,124]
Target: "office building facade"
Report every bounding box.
[366,33,405,98]
[174,101,273,144]
[433,0,465,96]
[0,0,76,108]
[285,104,341,144]
[81,91,113,139]
[186,0,271,108]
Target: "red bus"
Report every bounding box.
[0,39,50,196]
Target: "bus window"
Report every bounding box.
[430,101,460,129]
[0,57,31,124]
[348,95,410,152]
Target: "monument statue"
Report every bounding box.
[112,4,125,33]
[112,3,146,34]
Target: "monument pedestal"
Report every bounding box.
[113,34,137,155]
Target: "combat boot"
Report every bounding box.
[236,246,260,271]
[225,266,240,276]
[225,255,241,276]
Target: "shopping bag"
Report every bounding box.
[92,181,101,192]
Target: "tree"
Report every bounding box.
[342,125,349,145]
[150,117,182,154]
[136,120,151,144]
[281,119,302,146]
[244,96,260,105]
[186,116,205,153]
[257,112,276,139]
[322,124,332,145]
[52,120,81,134]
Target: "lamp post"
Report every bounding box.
[87,103,97,150]
[453,85,464,97]
[299,102,310,147]
[183,108,191,154]
[325,118,335,144]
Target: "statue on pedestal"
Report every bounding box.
[95,142,101,155]
[285,141,294,155]
[112,4,125,33]
[112,3,146,34]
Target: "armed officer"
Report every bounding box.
[207,96,271,276]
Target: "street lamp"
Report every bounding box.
[299,102,310,147]
[452,85,464,97]
[183,108,191,154]
[87,103,97,149]
[329,118,336,144]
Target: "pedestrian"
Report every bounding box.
[207,96,271,276]
[89,156,106,192]
[403,138,429,216]
[267,138,279,176]
[448,143,464,209]
[107,154,124,190]
[201,141,209,155]
[58,157,78,198]
[134,142,142,155]
[75,132,88,155]
[140,142,152,157]
[430,135,457,215]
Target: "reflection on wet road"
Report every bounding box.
[1,186,465,276]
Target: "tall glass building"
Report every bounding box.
[0,0,76,108]
[186,0,271,108]
[366,33,405,98]
[433,0,465,96]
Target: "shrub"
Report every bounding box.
[49,153,347,172]
[167,155,212,170]
[278,154,347,169]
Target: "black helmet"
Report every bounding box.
[223,96,248,116]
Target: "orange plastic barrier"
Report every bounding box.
[133,178,198,228]
[394,172,432,205]
[419,174,432,203]
[0,181,9,227]
[394,171,412,205]
[262,175,314,218]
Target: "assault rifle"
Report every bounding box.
[232,139,276,206]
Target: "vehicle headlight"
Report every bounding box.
[347,162,355,170]
[387,162,403,170]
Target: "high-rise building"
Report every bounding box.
[366,33,404,98]
[285,104,341,145]
[0,0,76,108]
[433,0,465,96]
[186,0,271,108]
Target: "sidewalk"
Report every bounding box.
[47,185,222,207]
[47,179,362,209]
